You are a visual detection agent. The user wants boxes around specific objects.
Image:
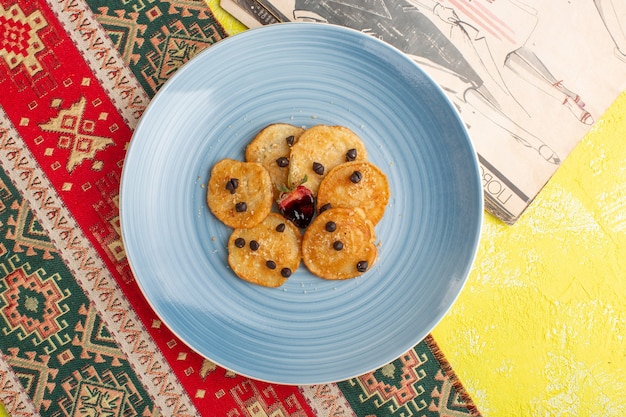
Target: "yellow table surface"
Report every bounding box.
[210,4,626,414]
[433,91,626,416]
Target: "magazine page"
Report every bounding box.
[221,0,626,224]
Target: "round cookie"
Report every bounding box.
[302,207,377,280]
[207,159,273,228]
[228,213,302,287]
[317,161,390,225]
[288,125,367,196]
[245,123,305,199]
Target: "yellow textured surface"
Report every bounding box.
[207,7,626,414]
[433,91,626,416]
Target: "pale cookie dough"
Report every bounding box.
[207,159,273,228]
[228,213,302,287]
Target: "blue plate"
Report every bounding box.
[120,23,483,385]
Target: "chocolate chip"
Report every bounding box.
[276,157,289,167]
[235,202,247,212]
[319,203,332,213]
[276,223,286,232]
[286,135,296,147]
[356,260,369,272]
[325,221,336,232]
[333,241,344,251]
[234,237,245,248]
[312,162,324,175]
[281,268,292,278]
[346,148,357,161]
[249,240,260,251]
[225,178,239,194]
[350,170,362,183]
[266,260,276,269]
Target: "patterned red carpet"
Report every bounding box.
[0,0,481,415]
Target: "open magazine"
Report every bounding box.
[221,0,626,224]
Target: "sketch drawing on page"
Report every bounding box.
[595,0,626,62]
[443,0,594,125]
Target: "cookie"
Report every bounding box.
[316,161,390,225]
[288,125,367,196]
[245,123,305,199]
[302,207,377,280]
[228,213,302,287]
[207,159,273,228]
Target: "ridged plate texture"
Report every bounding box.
[120,22,483,385]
